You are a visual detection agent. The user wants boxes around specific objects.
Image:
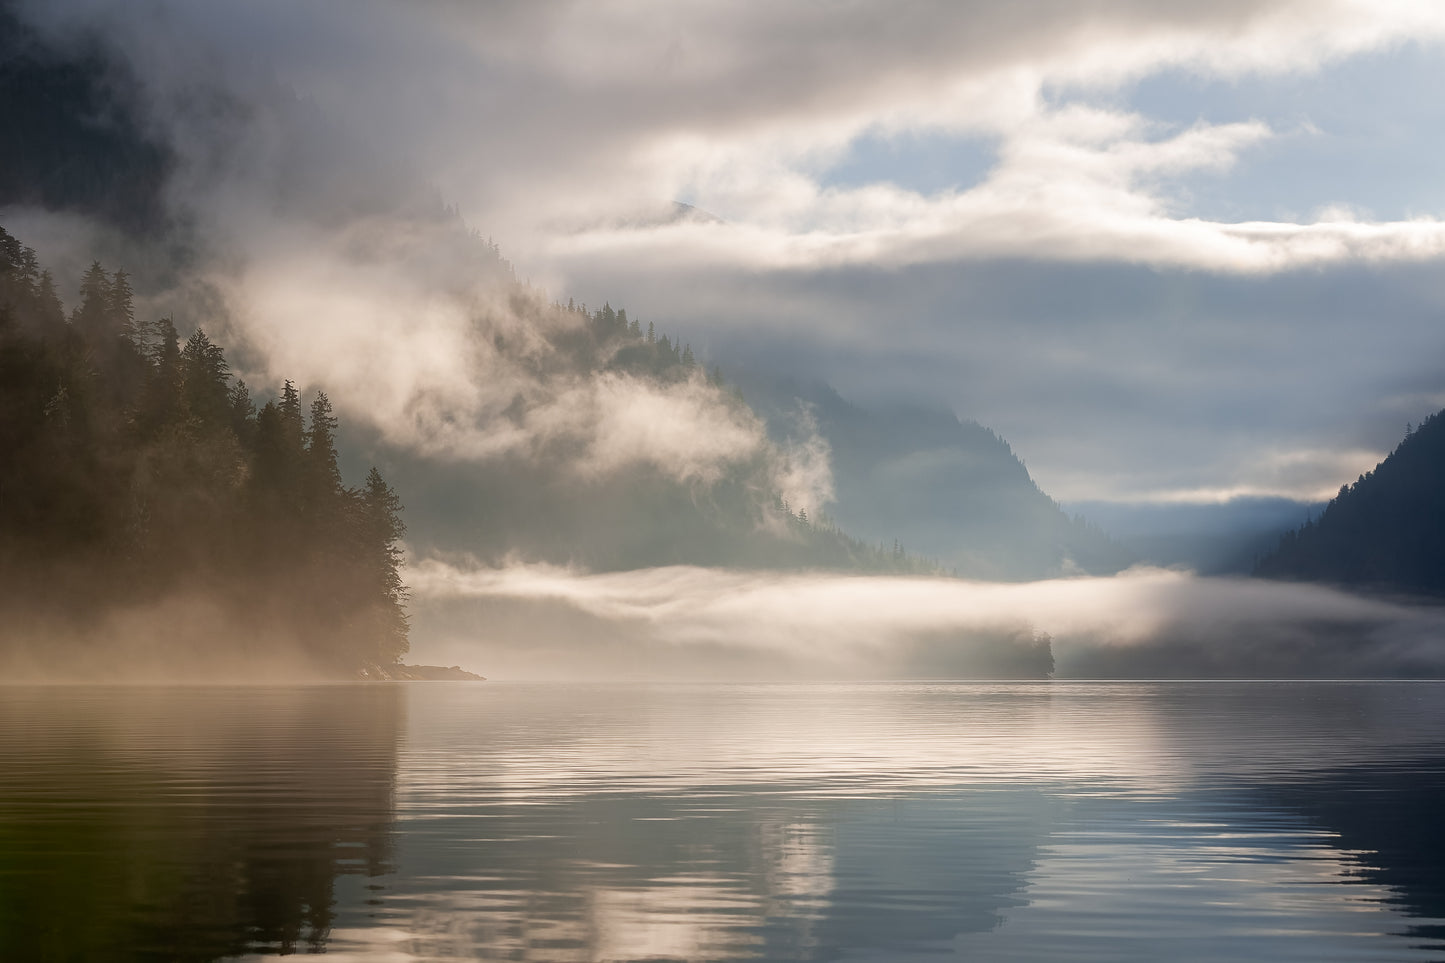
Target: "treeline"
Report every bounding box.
[773,498,947,576]
[1256,411,1445,596]
[569,300,701,376]
[0,226,407,671]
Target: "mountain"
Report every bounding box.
[1257,411,1445,596]
[732,374,1132,579]
[0,2,173,234]
[335,294,939,576]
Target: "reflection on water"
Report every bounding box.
[0,687,400,960]
[3,682,1445,960]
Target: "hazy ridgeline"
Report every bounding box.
[0,226,408,677]
[732,374,1133,580]
[1258,411,1445,596]
[358,295,947,576]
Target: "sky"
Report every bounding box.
[13,0,1445,507]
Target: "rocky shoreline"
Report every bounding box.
[360,663,486,681]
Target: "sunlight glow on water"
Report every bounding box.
[2,682,1445,961]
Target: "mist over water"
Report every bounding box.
[407,560,1445,680]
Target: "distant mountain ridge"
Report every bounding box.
[733,374,1132,579]
[1257,411,1445,596]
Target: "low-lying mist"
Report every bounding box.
[408,560,1445,681]
[0,592,344,684]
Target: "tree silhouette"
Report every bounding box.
[0,226,412,673]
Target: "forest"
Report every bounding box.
[0,226,409,674]
[1257,410,1445,596]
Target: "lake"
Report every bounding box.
[2,681,1445,961]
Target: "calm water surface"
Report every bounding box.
[3,682,1445,961]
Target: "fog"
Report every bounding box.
[0,592,342,683]
[12,0,1445,505]
[409,559,1445,681]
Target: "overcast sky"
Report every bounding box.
[19,0,1445,504]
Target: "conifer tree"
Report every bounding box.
[107,270,135,342]
[179,328,230,425]
[360,466,409,663]
[72,261,111,340]
[303,391,343,521]
[279,380,304,451]
[35,271,64,328]
[229,380,256,445]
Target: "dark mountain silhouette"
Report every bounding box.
[1257,411,1445,596]
[732,375,1132,579]
[0,1,173,234]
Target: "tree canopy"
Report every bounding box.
[0,225,409,674]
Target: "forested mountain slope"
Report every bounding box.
[1257,412,1445,596]
[341,291,940,575]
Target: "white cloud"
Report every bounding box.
[31,0,1445,274]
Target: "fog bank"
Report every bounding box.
[409,561,1445,680]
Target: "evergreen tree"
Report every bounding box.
[0,226,413,675]
[107,270,135,342]
[35,271,64,328]
[303,391,343,521]
[228,380,256,445]
[179,328,230,426]
[71,261,111,340]
[358,467,409,664]
[279,379,304,452]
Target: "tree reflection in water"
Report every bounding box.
[0,685,400,960]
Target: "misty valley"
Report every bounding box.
[9,1,1445,960]
[5,219,1445,684]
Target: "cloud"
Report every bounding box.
[21,0,1445,272]
[14,0,1445,507]
[407,559,1445,680]
[198,213,814,495]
